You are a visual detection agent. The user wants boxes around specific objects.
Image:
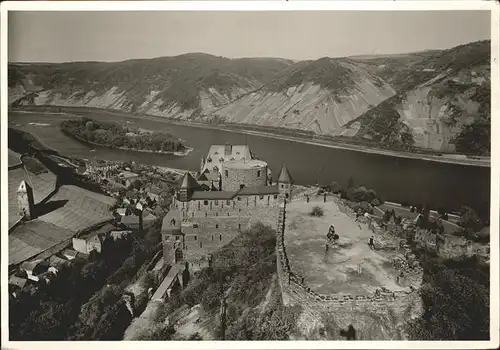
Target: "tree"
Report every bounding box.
[75,284,131,340]
[141,272,157,290]
[454,120,490,156]
[458,206,482,232]
[131,179,143,190]
[409,261,489,340]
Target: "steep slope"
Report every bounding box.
[208,57,396,135]
[341,40,491,154]
[9,54,294,118]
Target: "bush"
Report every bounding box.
[349,201,373,215]
[458,206,483,232]
[408,256,489,340]
[310,206,324,217]
[141,272,157,290]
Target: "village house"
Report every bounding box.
[116,171,140,187]
[20,259,49,282]
[9,275,28,290]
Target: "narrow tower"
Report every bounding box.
[277,165,293,201]
[17,180,35,220]
[178,172,200,202]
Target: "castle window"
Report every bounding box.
[237,197,241,201]
[274,195,278,199]
[212,235,214,241]
[225,170,228,177]
[220,234,222,241]
[193,223,199,229]
[238,224,241,229]
[175,236,180,241]
[204,200,209,205]
[281,184,284,188]
[216,224,219,229]
[215,200,219,205]
[257,170,261,177]
[199,242,203,248]
[194,235,197,241]
[226,200,231,205]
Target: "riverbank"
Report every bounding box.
[61,127,193,157]
[13,106,488,167]
[166,121,490,168]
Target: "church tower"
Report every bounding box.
[17,180,35,220]
[178,172,200,202]
[277,165,293,201]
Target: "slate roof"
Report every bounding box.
[36,185,115,233]
[9,170,115,266]
[202,145,252,175]
[8,149,22,168]
[237,185,280,196]
[197,173,209,181]
[190,191,237,200]
[9,220,74,266]
[180,172,200,190]
[278,164,293,184]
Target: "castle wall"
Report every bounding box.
[173,194,280,215]
[221,164,268,191]
[275,199,421,320]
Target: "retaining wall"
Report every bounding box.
[275,199,418,313]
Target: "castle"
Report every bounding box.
[161,144,293,266]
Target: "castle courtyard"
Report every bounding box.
[284,196,408,296]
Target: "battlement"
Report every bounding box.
[275,199,420,313]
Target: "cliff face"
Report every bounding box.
[341,40,491,154]
[210,58,395,135]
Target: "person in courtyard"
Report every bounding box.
[369,235,375,249]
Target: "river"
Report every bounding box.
[9,109,490,215]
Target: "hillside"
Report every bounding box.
[9,54,294,118]
[8,40,491,154]
[340,40,491,154]
[209,57,396,134]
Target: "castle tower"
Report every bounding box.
[161,208,184,265]
[277,165,293,201]
[178,172,200,202]
[17,180,35,220]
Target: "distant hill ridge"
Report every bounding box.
[9,40,491,154]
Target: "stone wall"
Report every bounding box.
[175,194,280,215]
[275,198,420,314]
[221,163,268,191]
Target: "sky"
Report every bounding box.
[8,10,491,63]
